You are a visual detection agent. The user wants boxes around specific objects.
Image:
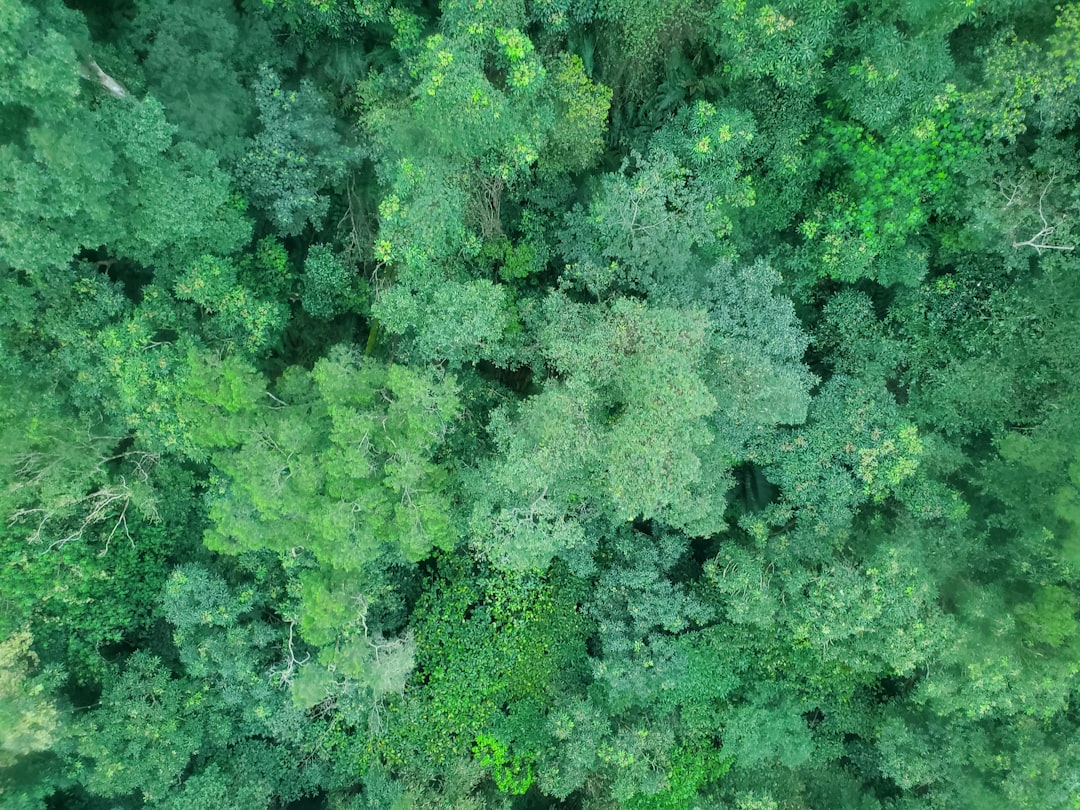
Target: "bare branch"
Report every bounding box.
[272,621,311,688]
[1012,173,1076,254]
[1012,228,1075,254]
[78,58,130,100]
[997,179,1022,209]
[8,445,158,550]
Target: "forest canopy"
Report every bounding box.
[2,0,1079,808]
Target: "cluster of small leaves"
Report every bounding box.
[175,255,288,354]
[242,66,354,236]
[801,88,980,283]
[707,0,843,94]
[376,561,587,775]
[205,346,460,568]
[302,243,364,320]
[560,148,728,300]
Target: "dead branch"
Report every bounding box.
[273,621,311,688]
[1011,173,1076,255]
[78,58,130,100]
[8,445,159,550]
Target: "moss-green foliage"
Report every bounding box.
[112,0,276,161]
[302,243,365,319]
[0,0,251,276]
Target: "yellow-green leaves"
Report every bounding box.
[545,53,613,175]
[494,28,543,89]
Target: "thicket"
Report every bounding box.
[2,0,1079,807]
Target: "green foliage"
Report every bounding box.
[561,101,755,300]
[0,630,63,768]
[5,0,1080,808]
[114,0,275,160]
[205,346,460,567]
[800,88,979,284]
[892,253,1080,446]
[469,294,725,571]
[0,0,251,276]
[175,254,289,354]
[74,567,322,808]
[76,652,203,801]
[651,100,757,211]
[1,520,173,680]
[706,0,844,94]
[242,66,355,235]
[702,260,816,451]
[376,560,587,778]
[0,390,156,551]
[543,53,613,175]
[196,347,457,705]
[0,629,66,810]
[560,148,723,299]
[473,734,535,795]
[723,686,814,770]
[831,22,955,131]
[302,243,364,319]
[2,96,249,275]
[239,236,295,301]
[360,16,612,368]
[1014,585,1078,648]
[257,0,391,41]
[962,4,1080,141]
[588,529,715,714]
[580,0,705,101]
[745,374,925,540]
[624,742,732,810]
[374,275,520,368]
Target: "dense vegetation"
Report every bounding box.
[2,0,1079,807]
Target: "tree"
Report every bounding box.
[241,66,357,236]
[110,0,278,161]
[0,1,251,277]
[205,346,460,567]
[0,630,67,810]
[469,293,724,571]
[360,8,611,367]
[374,557,588,797]
[199,346,458,708]
[302,243,365,320]
[560,101,757,302]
